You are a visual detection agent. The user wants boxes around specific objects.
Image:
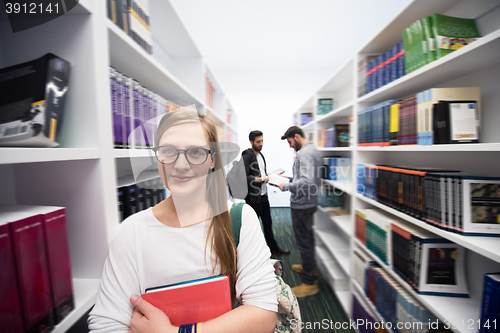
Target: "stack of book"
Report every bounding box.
[404,14,481,74]
[357,87,481,147]
[110,67,181,149]
[107,0,152,54]
[0,206,74,333]
[358,164,500,237]
[364,41,405,95]
[118,179,166,221]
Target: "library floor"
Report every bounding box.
[270,207,355,333]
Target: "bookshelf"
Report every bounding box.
[295,0,500,330]
[0,0,238,331]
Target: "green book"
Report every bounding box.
[422,16,436,63]
[431,13,481,59]
[403,27,413,73]
[418,18,430,65]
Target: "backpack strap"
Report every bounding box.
[230,203,244,246]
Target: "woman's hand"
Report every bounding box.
[129,295,177,333]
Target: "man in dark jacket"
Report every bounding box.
[242,130,290,256]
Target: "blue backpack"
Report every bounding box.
[229,203,302,333]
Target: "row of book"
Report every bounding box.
[355,211,469,298]
[316,98,334,116]
[317,187,343,209]
[355,235,500,332]
[363,41,405,95]
[206,74,217,111]
[351,293,389,333]
[404,14,480,74]
[357,87,481,147]
[0,205,73,333]
[300,112,313,125]
[322,157,351,182]
[317,124,350,148]
[353,248,443,333]
[356,208,469,297]
[357,14,481,97]
[107,0,153,54]
[118,179,167,221]
[109,67,182,149]
[357,163,500,237]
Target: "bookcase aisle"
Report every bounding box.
[0,0,238,332]
[294,1,500,332]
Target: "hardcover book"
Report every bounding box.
[0,53,70,147]
[461,177,500,236]
[0,209,55,333]
[431,13,481,59]
[142,274,231,326]
[479,273,500,333]
[0,221,24,332]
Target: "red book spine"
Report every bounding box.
[9,215,54,332]
[0,223,24,333]
[42,209,74,324]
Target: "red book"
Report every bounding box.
[142,274,231,326]
[0,209,55,333]
[16,206,74,324]
[0,221,24,333]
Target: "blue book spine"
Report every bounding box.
[390,44,397,83]
[376,56,383,89]
[357,164,365,194]
[479,274,500,333]
[384,51,390,86]
[109,67,118,146]
[398,41,405,78]
[328,158,338,181]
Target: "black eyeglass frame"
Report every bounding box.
[151,146,212,165]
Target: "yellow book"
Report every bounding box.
[389,102,400,145]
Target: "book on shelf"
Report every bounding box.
[479,273,500,333]
[423,174,500,236]
[334,124,350,147]
[0,53,70,148]
[358,55,377,97]
[390,218,469,297]
[318,186,343,208]
[432,100,479,145]
[142,274,231,326]
[0,219,24,332]
[431,13,481,59]
[300,112,313,125]
[324,157,351,182]
[316,98,334,116]
[0,209,55,333]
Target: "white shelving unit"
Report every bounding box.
[0,1,238,331]
[294,0,500,328]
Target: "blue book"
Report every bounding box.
[479,273,500,333]
[397,41,405,79]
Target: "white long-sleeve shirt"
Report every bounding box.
[88,202,277,332]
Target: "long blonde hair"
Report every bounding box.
[154,109,237,301]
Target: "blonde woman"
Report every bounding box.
[88,109,277,333]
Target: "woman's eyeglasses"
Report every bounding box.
[152,146,211,165]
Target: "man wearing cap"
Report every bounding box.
[278,126,322,297]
